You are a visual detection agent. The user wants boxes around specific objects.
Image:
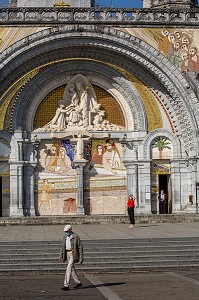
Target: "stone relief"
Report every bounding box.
[1,7,198,26]
[35,74,124,132]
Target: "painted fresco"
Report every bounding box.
[35,138,127,215]
[151,137,173,159]
[125,28,199,75]
[88,139,125,176]
[152,161,171,175]
[35,139,77,216]
[43,139,75,174]
[157,29,199,73]
[1,27,198,74]
[85,139,127,215]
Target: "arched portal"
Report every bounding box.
[0,25,198,216]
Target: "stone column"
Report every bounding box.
[10,161,24,216]
[120,140,138,203]
[170,159,184,212]
[30,165,36,215]
[123,162,137,201]
[73,159,87,215]
[185,159,198,213]
[137,160,152,213]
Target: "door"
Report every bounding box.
[158,174,170,214]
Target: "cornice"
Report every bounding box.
[0,7,198,27]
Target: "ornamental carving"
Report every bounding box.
[35,74,125,133]
[0,25,196,153]
[0,8,198,26]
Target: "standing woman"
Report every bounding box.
[127,194,135,228]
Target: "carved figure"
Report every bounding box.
[76,133,85,159]
[35,74,124,132]
[47,102,67,131]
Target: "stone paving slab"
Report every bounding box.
[0,274,106,300]
[94,271,199,300]
[1,271,199,300]
[0,222,199,242]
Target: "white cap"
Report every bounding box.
[63,224,72,232]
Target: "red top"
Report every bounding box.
[128,199,135,208]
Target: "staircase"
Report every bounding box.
[1,238,199,274]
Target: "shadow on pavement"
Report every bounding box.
[81,282,126,289]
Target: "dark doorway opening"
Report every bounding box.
[0,177,2,217]
[159,174,169,214]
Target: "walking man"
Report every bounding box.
[59,224,83,290]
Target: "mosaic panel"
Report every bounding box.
[33,85,125,130]
[35,138,127,215]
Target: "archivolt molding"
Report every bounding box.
[143,129,181,160]
[0,25,197,154]
[12,60,146,132]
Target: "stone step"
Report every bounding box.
[1,263,199,274]
[1,259,199,270]
[1,253,199,265]
[1,214,199,226]
[1,238,199,248]
[1,237,199,244]
[1,238,199,274]
[1,245,199,255]
[1,248,199,258]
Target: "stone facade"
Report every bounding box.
[143,0,198,8]
[0,2,199,217]
[16,0,92,7]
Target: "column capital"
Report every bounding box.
[122,161,137,168]
[9,161,24,166]
[73,159,88,168]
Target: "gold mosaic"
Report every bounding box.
[33,85,125,129]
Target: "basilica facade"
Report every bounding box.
[0,0,199,217]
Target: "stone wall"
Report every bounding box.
[17,0,92,7]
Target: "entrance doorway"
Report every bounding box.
[158,174,171,214]
[0,177,2,217]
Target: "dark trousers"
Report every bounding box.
[128,207,135,225]
[160,201,166,214]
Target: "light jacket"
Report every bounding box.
[59,232,83,264]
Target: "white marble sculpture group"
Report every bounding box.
[36,74,124,132]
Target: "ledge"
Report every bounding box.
[0,213,199,226]
[0,7,198,26]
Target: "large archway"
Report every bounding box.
[0,25,197,155]
[0,25,198,216]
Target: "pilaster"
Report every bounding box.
[9,161,24,216]
[73,159,87,215]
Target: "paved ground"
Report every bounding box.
[0,222,199,241]
[1,222,199,299]
[1,271,199,300]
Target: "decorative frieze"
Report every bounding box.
[0,8,198,26]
